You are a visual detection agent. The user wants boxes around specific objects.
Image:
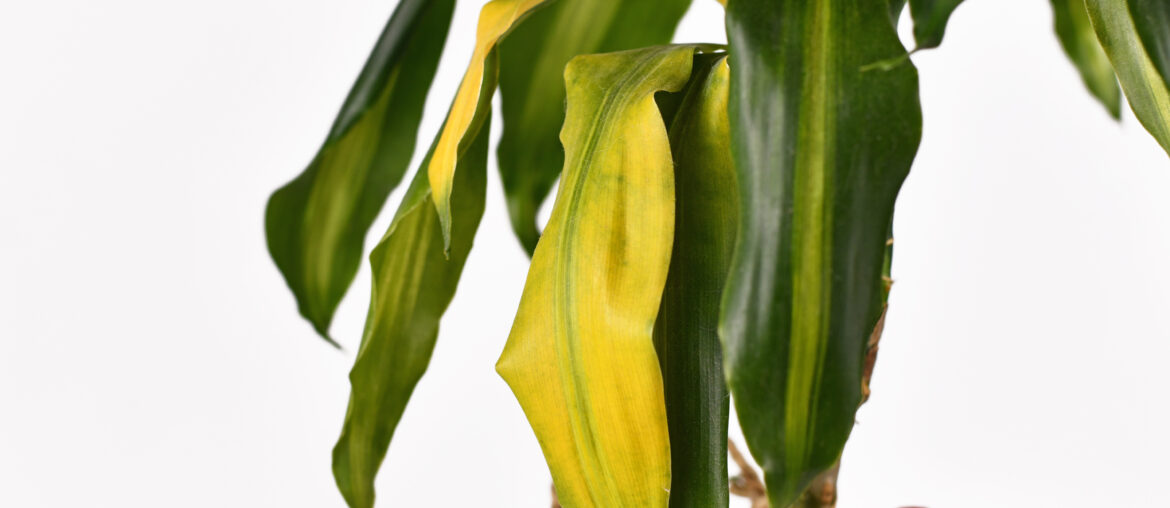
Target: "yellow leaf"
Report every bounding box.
[496,45,706,507]
[427,0,547,251]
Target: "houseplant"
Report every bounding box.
[264,0,1170,506]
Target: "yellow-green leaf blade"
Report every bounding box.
[265,0,454,342]
[1051,0,1122,118]
[332,119,491,508]
[496,45,701,508]
[427,0,548,252]
[653,54,736,508]
[1086,0,1170,156]
[722,1,923,505]
[496,0,693,254]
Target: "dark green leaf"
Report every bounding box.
[1051,0,1122,118]
[722,1,922,505]
[909,0,964,49]
[653,53,735,508]
[265,0,454,342]
[1086,0,1170,156]
[496,0,693,254]
[331,119,491,508]
[1131,0,1170,82]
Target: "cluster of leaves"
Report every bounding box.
[265,0,1170,506]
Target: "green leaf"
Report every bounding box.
[496,45,712,507]
[264,0,455,343]
[909,0,964,49]
[496,0,693,254]
[1086,0,1170,156]
[1051,0,1122,118]
[721,1,922,506]
[331,118,491,508]
[888,0,907,26]
[1131,0,1170,82]
[653,54,736,508]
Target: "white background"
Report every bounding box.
[3,0,1169,506]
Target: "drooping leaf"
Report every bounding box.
[1050,0,1122,118]
[1086,0,1170,156]
[652,54,736,508]
[427,0,549,252]
[331,118,491,508]
[497,45,711,507]
[722,1,923,506]
[496,0,693,255]
[265,0,455,342]
[908,0,964,49]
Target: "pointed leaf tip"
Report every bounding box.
[264,0,455,342]
[427,0,549,252]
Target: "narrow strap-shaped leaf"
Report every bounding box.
[427,0,548,252]
[496,0,693,254]
[265,0,455,342]
[908,0,964,49]
[331,117,491,508]
[652,54,735,508]
[1131,0,1170,82]
[496,45,705,508]
[1086,0,1170,156]
[1051,0,1122,118]
[722,1,923,506]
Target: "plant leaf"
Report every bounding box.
[331,117,491,508]
[1086,0,1170,156]
[496,0,693,255]
[265,0,455,342]
[496,45,707,507]
[908,0,964,49]
[653,54,736,508]
[1051,0,1122,118]
[427,0,549,253]
[721,1,922,506]
[888,0,907,26]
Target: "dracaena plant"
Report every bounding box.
[264,0,1170,506]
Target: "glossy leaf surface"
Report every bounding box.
[1086,0,1170,156]
[428,0,548,251]
[332,119,490,508]
[497,45,704,507]
[722,1,922,505]
[908,0,964,49]
[265,0,454,342]
[1051,0,1121,118]
[653,54,736,508]
[496,0,692,254]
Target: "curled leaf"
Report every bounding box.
[496,0,693,254]
[497,45,707,507]
[653,54,736,508]
[427,0,548,252]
